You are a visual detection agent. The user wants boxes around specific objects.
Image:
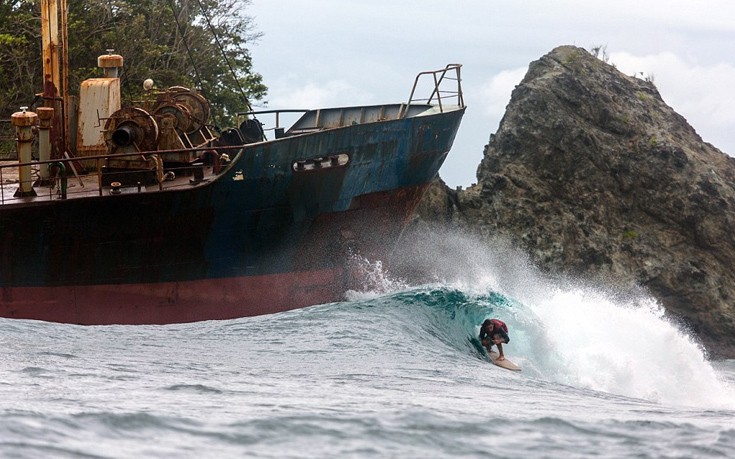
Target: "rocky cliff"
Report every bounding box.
[418,45,735,358]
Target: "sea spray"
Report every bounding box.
[345,254,409,301]
[1,279,733,457]
[529,288,734,408]
[385,227,735,408]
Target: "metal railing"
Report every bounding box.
[0,145,243,205]
[400,64,464,118]
[238,109,310,131]
[241,64,465,134]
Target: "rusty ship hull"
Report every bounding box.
[0,105,464,324]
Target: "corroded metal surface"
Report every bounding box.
[0,107,464,324]
[3,24,465,326]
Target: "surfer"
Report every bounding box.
[479,318,510,361]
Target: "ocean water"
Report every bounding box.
[1,237,734,458]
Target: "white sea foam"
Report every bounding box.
[527,288,735,408]
[394,228,735,409]
[344,255,409,301]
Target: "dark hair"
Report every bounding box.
[481,319,492,329]
[493,329,510,344]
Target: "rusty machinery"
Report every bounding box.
[104,86,217,169]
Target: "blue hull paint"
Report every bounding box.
[0,108,464,315]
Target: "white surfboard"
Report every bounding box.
[488,351,521,372]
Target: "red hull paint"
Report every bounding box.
[0,183,429,325]
[0,105,465,325]
[0,268,344,325]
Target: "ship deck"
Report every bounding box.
[0,160,217,206]
[0,104,464,208]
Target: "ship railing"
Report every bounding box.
[237,109,311,140]
[242,107,392,137]
[240,65,464,135]
[399,64,464,119]
[0,145,244,205]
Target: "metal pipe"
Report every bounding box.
[11,107,38,197]
[96,158,103,196]
[98,50,123,79]
[152,155,164,190]
[60,0,70,156]
[111,124,136,147]
[37,107,54,183]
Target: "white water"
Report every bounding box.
[531,289,731,408]
[394,229,735,409]
[1,231,733,457]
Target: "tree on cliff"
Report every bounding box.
[0,0,38,116]
[0,0,267,124]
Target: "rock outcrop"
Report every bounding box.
[419,46,735,358]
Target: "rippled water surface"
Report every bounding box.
[2,248,734,458]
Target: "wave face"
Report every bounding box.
[1,233,734,457]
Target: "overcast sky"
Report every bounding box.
[247,0,735,187]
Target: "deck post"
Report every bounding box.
[11,107,38,197]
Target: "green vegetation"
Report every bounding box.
[0,120,13,159]
[0,0,267,126]
[561,48,586,74]
[637,91,650,102]
[622,229,638,240]
[0,0,38,118]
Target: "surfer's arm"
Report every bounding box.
[496,343,505,360]
[479,331,490,351]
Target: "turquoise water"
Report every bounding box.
[1,240,734,457]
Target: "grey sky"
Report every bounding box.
[248,1,735,187]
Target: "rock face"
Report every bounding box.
[423,45,735,358]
